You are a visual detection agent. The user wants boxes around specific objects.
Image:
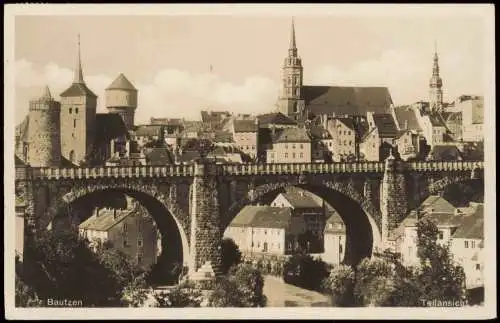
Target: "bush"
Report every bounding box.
[283,253,329,291]
[322,264,355,307]
[353,257,394,306]
[208,264,267,307]
[154,283,203,307]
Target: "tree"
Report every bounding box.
[322,264,355,307]
[230,264,267,307]
[120,273,153,307]
[221,238,242,275]
[416,218,466,303]
[353,257,394,306]
[22,231,123,306]
[154,282,203,307]
[208,277,246,307]
[283,253,329,291]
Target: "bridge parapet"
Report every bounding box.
[29,165,196,180]
[407,161,484,172]
[221,162,386,176]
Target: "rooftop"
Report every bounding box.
[393,106,422,132]
[420,195,456,214]
[106,73,137,91]
[452,205,484,240]
[272,127,311,144]
[60,82,97,98]
[277,190,323,209]
[229,205,293,229]
[303,86,393,116]
[233,119,258,133]
[372,113,399,138]
[428,145,463,161]
[257,112,297,127]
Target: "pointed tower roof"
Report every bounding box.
[287,17,298,58]
[429,41,442,88]
[60,34,97,98]
[290,17,296,50]
[40,85,52,100]
[106,73,137,91]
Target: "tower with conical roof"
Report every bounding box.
[27,86,61,167]
[60,34,98,165]
[429,42,444,112]
[276,18,306,122]
[105,73,138,130]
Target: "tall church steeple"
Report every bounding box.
[277,18,306,122]
[429,41,443,112]
[74,34,85,84]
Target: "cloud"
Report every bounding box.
[306,48,483,106]
[15,60,280,125]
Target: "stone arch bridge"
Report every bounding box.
[15,158,484,277]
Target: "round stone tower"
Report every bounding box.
[105,73,138,130]
[27,86,61,167]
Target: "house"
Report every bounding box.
[78,195,159,270]
[308,116,335,162]
[322,212,346,265]
[442,111,463,142]
[224,205,307,256]
[459,97,484,143]
[257,112,298,129]
[427,144,463,161]
[270,188,326,239]
[419,195,456,214]
[327,116,356,162]
[450,204,484,289]
[265,127,312,163]
[231,119,259,159]
[394,130,420,161]
[360,112,399,161]
[133,125,164,148]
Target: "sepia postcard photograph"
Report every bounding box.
[4,3,496,320]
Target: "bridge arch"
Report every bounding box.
[40,182,190,282]
[224,179,382,266]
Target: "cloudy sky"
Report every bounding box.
[13,6,491,125]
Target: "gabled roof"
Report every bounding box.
[393,107,422,132]
[308,124,332,140]
[277,190,323,209]
[229,205,293,229]
[428,145,463,161]
[273,127,311,143]
[257,112,297,127]
[145,148,174,165]
[79,206,135,232]
[134,125,163,137]
[372,113,399,138]
[233,119,258,133]
[325,212,346,234]
[60,82,97,98]
[452,205,484,240]
[420,195,456,213]
[303,86,393,116]
[335,117,355,131]
[14,155,26,167]
[106,73,137,91]
[95,113,130,142]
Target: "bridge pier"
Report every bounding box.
[380,151,409,247]
[187,159,223,280]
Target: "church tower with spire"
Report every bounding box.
[27,86,61,167]
[60,34,98,165]
[276,18,306,122]
[429,42,444,112]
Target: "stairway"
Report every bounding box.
[189,261,217,281]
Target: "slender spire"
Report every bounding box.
[41,85,52,100]
[74,33,84,84]
[288,17,297,56]
[432,40,440,77]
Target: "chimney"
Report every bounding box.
[404,120,408,130]
[110,140,115,157]
[323,114,328,129]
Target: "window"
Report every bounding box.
[292,144,296,149]
[123,239,129,248]
[73,119,76,128]
[270,153,274,159]
[339,245,343,254]
[292,153,296,159]
[69,108,72,114]
[349,141,352,146]
[285,153,288,158]
[264,230,267,235]
[252,145,255,150]
[138,238,143,247]
[329,142,332,147]
[300,153,303,158]
[263,242,268,252]
[475,263,480,270]
[122,223,128,233]
[137,252,143,264]
[300,144,303,149]
[471,240,476,248]
[348,131,351,135]
[438,231,444,240]
[464,240,469,248]
[257,242,260,248]
[75,108,79,114]
[246,146,249,150]
[344,140,347,145]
